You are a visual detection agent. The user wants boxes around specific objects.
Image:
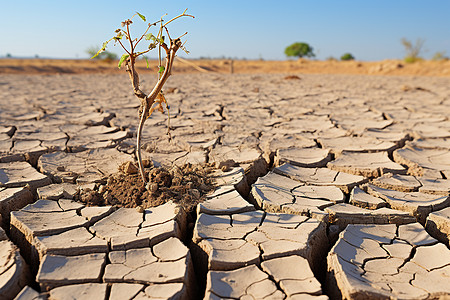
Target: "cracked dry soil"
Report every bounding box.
[1,72,450,299]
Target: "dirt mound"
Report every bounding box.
[79,163,216,213]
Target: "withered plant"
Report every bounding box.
[92,10,194,186]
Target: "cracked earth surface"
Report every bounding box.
[0,73,450,299]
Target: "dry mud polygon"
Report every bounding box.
[0,73,449,299]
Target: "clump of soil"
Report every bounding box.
[284,75,301,80]
[79,163,217,213]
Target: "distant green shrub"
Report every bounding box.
[284,42,315,58]
[404,56,421,63]
[340,53,355,61]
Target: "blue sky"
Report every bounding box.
[2,0,449,61]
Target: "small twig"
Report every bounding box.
[126,23,133,53]
[135,21,157,47]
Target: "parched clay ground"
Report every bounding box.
[0,71,450,299]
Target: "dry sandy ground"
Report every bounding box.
[1,58,450,77]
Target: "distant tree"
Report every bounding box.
[6,53,12,58]
[284,42,315,58]
[401,38,425,63]
[340,53,355,61]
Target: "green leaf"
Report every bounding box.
[118,54,129,69]
[144,57,149,68]
[91,40,112,59]
[136,12,146,22]
[181,46,190,54]
[145,33,155,41]
[158,66,165,74]
[91,50,101,59]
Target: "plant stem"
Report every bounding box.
[126,24,133,52]
[135,38,182,185]
[136,102,148,183]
